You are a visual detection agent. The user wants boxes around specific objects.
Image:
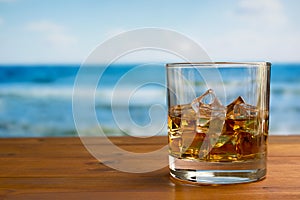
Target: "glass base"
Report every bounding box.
[169,155,266,185]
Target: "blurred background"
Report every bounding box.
[0,0,299,137]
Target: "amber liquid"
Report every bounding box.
[168,103,268,162]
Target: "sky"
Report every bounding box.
[0,0,300,64]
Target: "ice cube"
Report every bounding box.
[170,104,194,118]
[233,103,258,119]
[191,89,226,118]
[226,96,245,117]
[190,89,226,159]
[168,104,196,138]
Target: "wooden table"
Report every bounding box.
[0,136,299,200]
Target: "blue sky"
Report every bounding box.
[0,0,300,63]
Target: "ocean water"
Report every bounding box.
[0,63,299,137]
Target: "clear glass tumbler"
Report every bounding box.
[166,62,271,184]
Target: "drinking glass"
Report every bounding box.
[166,62,271,184]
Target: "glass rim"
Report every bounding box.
[166,62,271,68]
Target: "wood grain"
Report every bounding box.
[0,136,299,200]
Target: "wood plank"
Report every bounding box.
[0,156,299,178]
[0,136,299,199]
[1,136,299,157]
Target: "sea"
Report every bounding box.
[0,63,299,137]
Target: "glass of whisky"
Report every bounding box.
[166,62,271,184]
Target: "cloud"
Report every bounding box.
[46,32,77,48]
[104,28,128,38]
[27,20,64,33]
[233,0,287,28]
[26,20,77,48]
[202,0,300,62]
[204,26,300,62]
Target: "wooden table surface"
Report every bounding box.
[0,136,299,200]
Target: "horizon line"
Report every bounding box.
[0,61,300,66]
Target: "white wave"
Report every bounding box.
[0,84,166,106]
[0,84,73,99]
[97,87,166,106]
